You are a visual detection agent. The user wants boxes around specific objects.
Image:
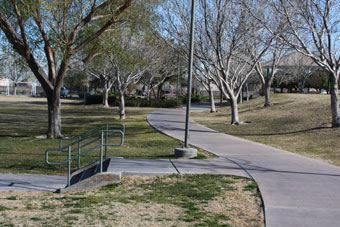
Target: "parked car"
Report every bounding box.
[60,87,70,97]
[164,91,177,99]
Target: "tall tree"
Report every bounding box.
[197,0,270,124]
[0,47,32,95]
[0,0,134,138]
[141,39,179,101]
[282,52,318,93]
[86,53,116,107]
[164,0,271,124]
[250,0,340,127]
[254,41,286,106]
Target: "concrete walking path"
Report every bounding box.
[147,108,340,227]
[0,173,66,192]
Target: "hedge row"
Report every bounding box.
[182,95,210,104]
[85,94,117,105]
[85,94,181,108]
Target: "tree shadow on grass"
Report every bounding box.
[229,126,332,137]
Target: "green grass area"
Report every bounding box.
[0,96,212,175]
[0,175,264,226]
[192,94,340,166]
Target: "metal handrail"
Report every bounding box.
[45,123,125,187]
[59,123,125,149]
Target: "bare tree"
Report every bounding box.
[86,56,116,107]
[108,29,156,119]
[193,60,218,112]
[283,52,319,93]
[198,0,271,124]
[257,0,340,127]
[0,0,134,138]
[254,41,286,106]
[141,38,178,101]
[0,48,32,95]
[164,0,271,124]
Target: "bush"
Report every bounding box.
[125,97,181,108]
[149,99,181,108]
[85,94,117,105]
[85,94,181,108]
[182,95,209,104]
[85,94,102,104]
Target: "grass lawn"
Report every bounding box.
[0,96,265,226]
[192,93,340,166]
[0,96,212,175]
[0,175,264,227]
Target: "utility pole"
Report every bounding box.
[174,0,197,158]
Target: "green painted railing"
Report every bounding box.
[45,123,125,187]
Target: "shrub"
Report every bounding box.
[85,94,181,108]
[182,95,209,104]
[85,94,102,104]
[125,97,181,108]
[85,94,117,105]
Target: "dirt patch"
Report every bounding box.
[0,176,264,226]
[203,179,264,226]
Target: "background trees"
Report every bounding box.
[164,0,271,124]
[0,47,32,95]
[0,0,134,138]
[1,0,339,132]
[251,0,340,127]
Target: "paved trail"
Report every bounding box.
[147,108,340,227]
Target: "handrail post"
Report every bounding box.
[105,123,108,158]
[68,146,71,187]
[77,136,81,169]
[100,131,103,173]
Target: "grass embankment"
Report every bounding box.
[0,96,212,175]
[0,175,263,227]
[192,94,340,166]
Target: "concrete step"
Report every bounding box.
[56,158,112,193]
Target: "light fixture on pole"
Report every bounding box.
[174,0,197,158]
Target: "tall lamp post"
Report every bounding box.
[174,0,197,158]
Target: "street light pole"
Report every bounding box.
[174,0,197,158]
[184,0,196,148]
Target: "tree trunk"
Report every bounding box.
[245,83,249,101]
[220,92,223,105]
[47,93,62,138]
[238,91,243,104]
[147,84,152,101]
[103,89,109,107]
[119,93,126,120]
[209,85,216,113]
[13,83,17,96]
[230,95,240,125]
[151,88,156,99]
[264,85,272,107]
[329,73,340,127]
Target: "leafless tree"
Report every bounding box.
[254,42,286,106]
[105,29,156,119]
[86,56,115,107]
[0,48,32,95]
[141,38,179,101]
[164,0,271,124]
[198,0,271,124]
[193,60,218,112]
[282,52,319,92]
[250,0,340,127]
